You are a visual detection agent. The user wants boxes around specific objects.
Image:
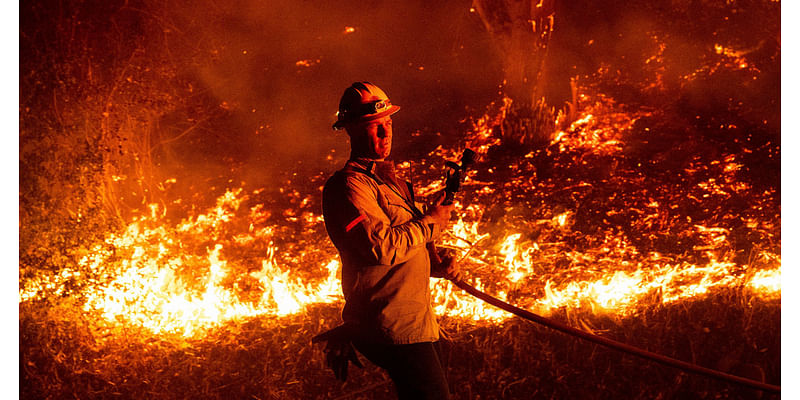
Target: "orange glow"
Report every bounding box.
[21,189,343,337]
[295,59,320,67]
[20,90,780,339]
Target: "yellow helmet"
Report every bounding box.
[332,81,401,130]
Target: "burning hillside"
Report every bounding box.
[20,0,779,399]
[20,85,781,397]
[20,85,780,337]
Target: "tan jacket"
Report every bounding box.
[322,158,442,344]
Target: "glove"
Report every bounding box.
[312,324,364,382]
[424,191,455,228]
[430,248,463,282]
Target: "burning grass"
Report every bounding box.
[21,286,778,399]
[20,0,780,397]
[20,84,780,398]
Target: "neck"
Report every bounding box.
[350,150,384,162]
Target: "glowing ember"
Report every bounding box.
[21,189,343,337]
[714,44,751,69]
[295,59,320,67]
[550,94,646,153]
[20,89,780,339]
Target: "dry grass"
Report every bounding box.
[21,286,778,399]
[19,83,781,400]
[19,60,781,400]
[20,2,780,399]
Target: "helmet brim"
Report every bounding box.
[333,105,401,130]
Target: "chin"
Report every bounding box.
[373,148,390,159]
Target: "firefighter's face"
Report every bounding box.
[348,116,393,160]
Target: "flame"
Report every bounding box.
[20,90,780,339]
[748,268,780,295]
[464,97,510,156]
[536,259,779,314]
[544,92,650,156]
[22,189,344,337]
[433,215,780,320]
[432,278,508,322]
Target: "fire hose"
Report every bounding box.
[450,279,780,394]
[439,148,780,394]
[316,150,779,393]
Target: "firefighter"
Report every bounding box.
[317,81,460,399]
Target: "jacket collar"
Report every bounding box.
[345,158,419,215]
[347,157,392,175]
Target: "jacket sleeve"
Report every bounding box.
[342,175,441,266]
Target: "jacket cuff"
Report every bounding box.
[419,215,442,242]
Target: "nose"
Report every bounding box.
[377,124,388,138]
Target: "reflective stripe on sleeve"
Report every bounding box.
[345,214,366,232]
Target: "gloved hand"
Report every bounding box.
[431,253,463,282]
[312,325,363,382]
[424,191,455,228]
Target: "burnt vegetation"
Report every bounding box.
[20,0,779,399]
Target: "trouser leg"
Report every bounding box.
[353,340,450,400]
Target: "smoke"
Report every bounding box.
[151,0,502,189]
[544,0,780,111]
[21,0,779,210]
